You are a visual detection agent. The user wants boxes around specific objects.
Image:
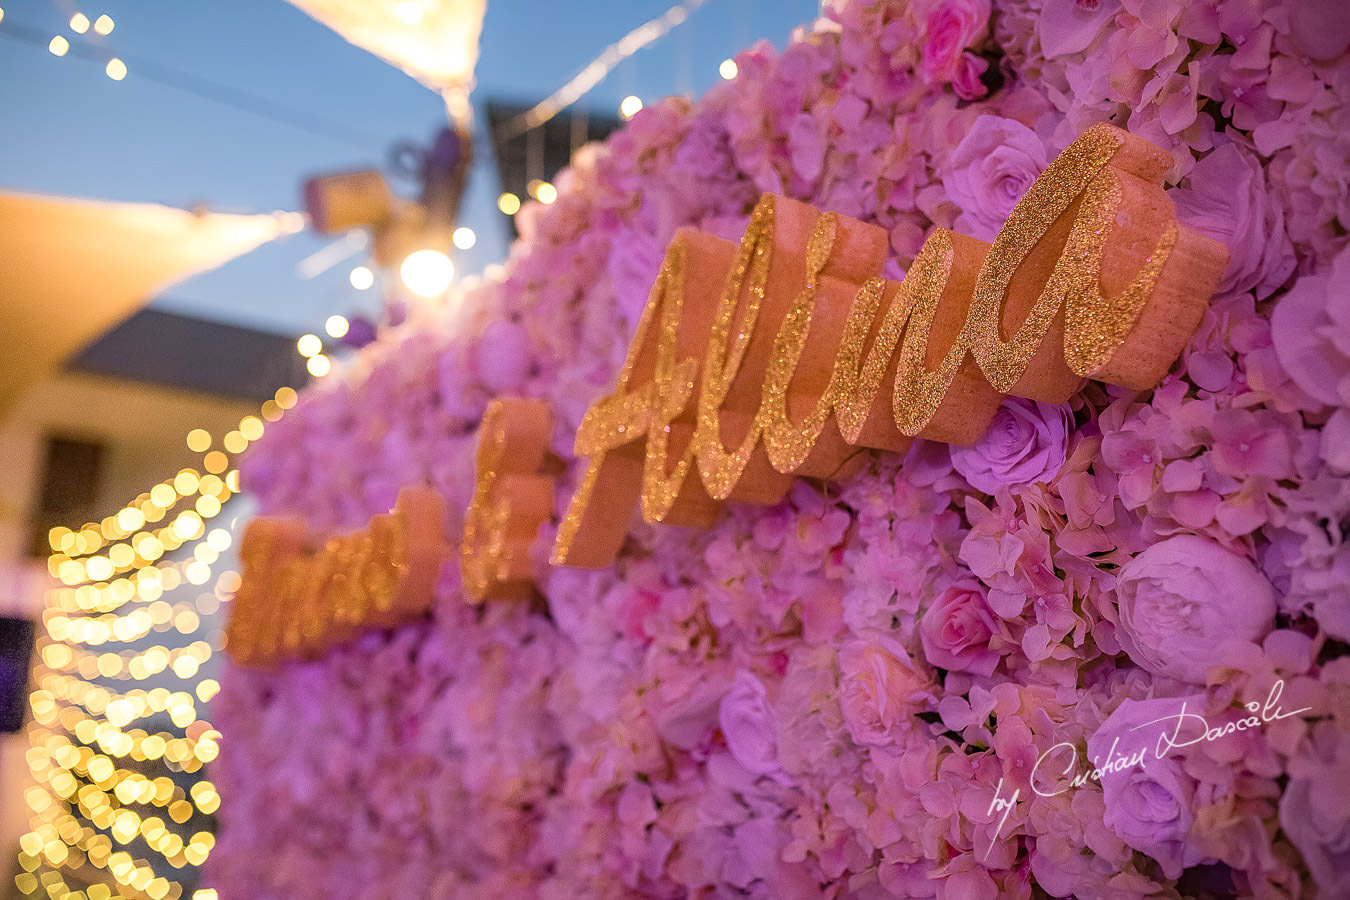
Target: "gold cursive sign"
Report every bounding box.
[226,487,449,666]
[551,123,1227,568]
[461,397,557,602]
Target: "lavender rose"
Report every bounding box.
[943,115,1048,242]
[919,581,1001,676]
[1172,141,1296,301]
[719,670,787,782]
[1087,694,1211,880]
[950,398,1072,494]
[1114,535,1278,684]
[838,638,934,746]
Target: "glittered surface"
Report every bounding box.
[552,123,1226,567]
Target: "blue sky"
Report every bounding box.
[0,0,817,338]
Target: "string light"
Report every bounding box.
[70,13,90,34]
[497,192,521,216]
[93,14,114,35]
[534,182,558,205]
[348,265,374,290]
[296,334,322,358]
[620,95,643,118]
[452,226,476,250]
[48,35,69,56]
[719,58,738,79]
[325,315,349,338]
[306,354,332,377]
[22,373,310,898]
[105,57,127,81]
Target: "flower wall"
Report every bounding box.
[214,0,1350,897]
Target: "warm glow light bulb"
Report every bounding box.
[296,334,322,357]
[49,35,70,56]
[620,95,644,118]
[498,192,521,215]
[394,1,423,25]
[348,265,374,290]
[93,14,113,34]
[70,13,90,33]
[325,314,349,338]
[452,226,476,250]
[535,182,558,204]
[399,249,454,297]
[306,354,332,377]
[719,58,738,80]
[106,57,127,80]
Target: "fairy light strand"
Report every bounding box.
[17,385,300,900]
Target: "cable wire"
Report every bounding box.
[497,0,707,141]
[0,18,383,150]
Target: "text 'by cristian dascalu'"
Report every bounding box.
[984,679,1310,849]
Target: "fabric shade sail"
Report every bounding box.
[0,190,294,415]
[284,0,485,118]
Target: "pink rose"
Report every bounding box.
[1172,141,1296,300]
[920,0,991,84]
[837,638,933,746]
[919,581,1001,676]
[718,670,787,782]
[1087,694,1212,879]
[950,398,1072,494]
[951,52,989,101]
[943,115,1049,243]
[1114,535,1277,684]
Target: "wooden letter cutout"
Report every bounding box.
[544,124,1228,568]
[226,487,449,666]
[461,397,557,602]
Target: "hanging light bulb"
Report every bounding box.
[399,249,454,297]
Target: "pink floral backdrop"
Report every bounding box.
[212,0,1350,897]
